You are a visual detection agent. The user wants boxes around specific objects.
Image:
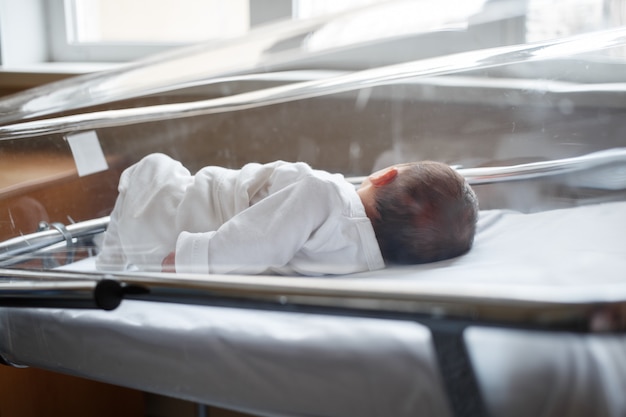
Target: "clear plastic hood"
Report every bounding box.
[1,0,625,276]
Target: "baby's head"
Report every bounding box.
[358,161,478,264]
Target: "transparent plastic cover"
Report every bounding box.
[1,0,625,279]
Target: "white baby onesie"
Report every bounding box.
[96,153,384,275]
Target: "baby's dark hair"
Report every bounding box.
[371,161,478,264]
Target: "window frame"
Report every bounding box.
[47,0,293,63]
[46,0,182,62]
[0,0,293,66]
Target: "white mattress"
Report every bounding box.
[348,200,626,285]
[1,201,625,417]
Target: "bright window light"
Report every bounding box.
[294,0,386,19]
[65,0,250,44]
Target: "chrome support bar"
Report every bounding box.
[1,267,625,332]
[347,148,626,186]
[0,217,109,265]
[0,276,123,310]
[459,148,626,185]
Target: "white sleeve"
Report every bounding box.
[175,176,339,274]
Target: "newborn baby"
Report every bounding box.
[97,153,478,275]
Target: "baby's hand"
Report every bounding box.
[161,252,176,272]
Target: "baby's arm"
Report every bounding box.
[174,176,339,274]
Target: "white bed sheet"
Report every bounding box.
[0,300,452,417]
[467,327,626,417]
[348,200,626,285]
[1,201,625,417]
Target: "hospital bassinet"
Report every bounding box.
[1,1,626,416]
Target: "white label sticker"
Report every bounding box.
[66,130,108,177]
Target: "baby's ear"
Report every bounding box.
[370,167,398,187]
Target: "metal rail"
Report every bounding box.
[0,266,625,331]
[0,276,124,310]
[0,217,109,266]
[347,148,626,186]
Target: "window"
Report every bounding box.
[46,0,384,63]
[0,0,408,67]
[65,0,249,44]
[48,0,257,62]
[0,0,293,66]
[4,0,622,70]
